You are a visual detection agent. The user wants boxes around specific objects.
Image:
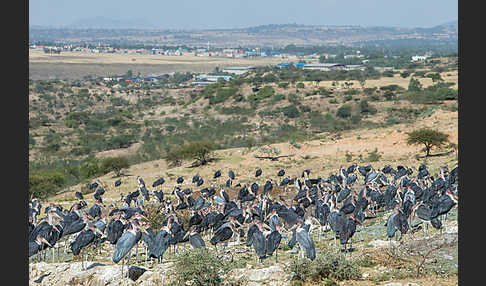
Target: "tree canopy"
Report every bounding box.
[165,141,215,167]
[406,128,450,157]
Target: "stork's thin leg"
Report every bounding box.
[145,245,148,266]
[127,249,132,277]
[136,243,139,264]
[121,256,125,278]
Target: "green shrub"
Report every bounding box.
[336,104,352,118]
[287,251,362,282]
[426,72,443,82]
[413,71,427,77]
[209,87,238,105]
[100,156,130,177]
[170,248,244,286]
[359,100,377,115]
[400,71,411,78]
[278,82,289,88]
[366,148,382,162]
[343,95,353,102]
[299,105,311,113]
[363,87,377,96]
[287,258,314,281]
[271,93,286,103]
[383,91,396,100]
[380,84,403,92]
[165,141,215,167]
[344,88,359,95]
[256,86,275,100]
[282,105,301,118]
[79,157,102,179]
[287,93,300,105]
[408,78,423,92]
[29,169,66,200]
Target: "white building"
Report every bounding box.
[302,63,345,71]
[411,55,428,62]
[221,66,256,75]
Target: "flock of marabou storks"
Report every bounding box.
[29,162,458,278]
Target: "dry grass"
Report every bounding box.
[29,50,285,80]
[46,108,458,211]
[302,71,457,91]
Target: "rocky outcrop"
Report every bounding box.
[29,261,173,286]
[227,264,290,286]
[29,261,290,286]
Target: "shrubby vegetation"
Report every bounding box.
[287,251,362,283]
[29,58,457,199]
[170,248,246,286]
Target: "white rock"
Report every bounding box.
[369,239,398,248]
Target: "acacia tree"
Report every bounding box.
[406,128,450,157]
[101,156,130,177]
[165,141,215,167]
[408,77,422,92]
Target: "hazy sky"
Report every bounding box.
[29,0,457,29]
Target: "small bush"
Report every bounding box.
[345,151,353,162]
[336,104,352,118]
[29,169,66,200]
[278,82,289,88]
[383,91,396,100]
[100,156,130,177]
[359,100,377,115]
[282,105,301,118]
[287,251,362,282]
[79,157,103,179]
[170,248,245,286]
[271,93,286,103]
[366,148,382,162]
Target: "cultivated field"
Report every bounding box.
[29,50,287,80]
